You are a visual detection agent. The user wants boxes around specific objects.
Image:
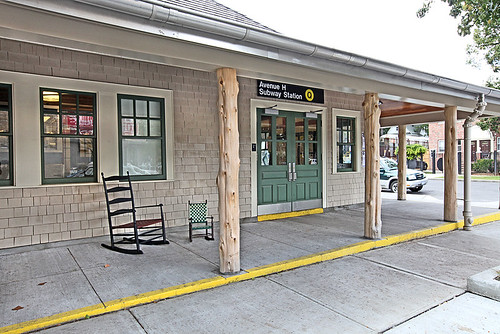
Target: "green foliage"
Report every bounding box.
[413,124,429,136]
[395,144,428,160]
[471,158,493,173]
[477,117,500,135]
[417,0,500,78]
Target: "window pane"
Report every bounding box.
[44,138,93,179]
[61,93,77,113]
[0,87,8,108]
[276,117,286,140]
[121,99,134,116]
[0,136,10,180]
[136,119,148,136]
[122,138,162,175]
[136,100,148,117]
[261,141,272,166]
[44,114,60,134]
[276,142,287,165]
[122,118,135,136]
[43,91,60,112]
[150,101,161,118]
[62,115,77,135]
[0,110,8,132]
[295,118,304,141]
[79,115,94,135]
[309,143,318,164]
[338,145,352,170]
[296,142,305,165]
[260,116,271,140]
[150,119,161,136]
[79,94,94,113]
[308,119,317,141]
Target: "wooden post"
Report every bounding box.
[363,92,382,239]
[397,125,407,200]
[444,106,458,222]
[216,68,240,273]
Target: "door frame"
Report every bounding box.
[250,99,327,217]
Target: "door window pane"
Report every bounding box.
[260,116,272,140]
[277,142,287,165]
[296,142,305,165]
[276,117,287,140]
[295,118,304,141]
[308,119,317,141]
[79,116,94,135]
[309,143,318,165]
[42,91,60,112]
[79,94,95,113]
[261,141,272,166]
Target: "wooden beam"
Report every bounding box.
[216,68,240,273]
[363,92,382,239]
[444,106,458,222]
[397,125,407,201]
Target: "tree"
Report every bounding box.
[419,1,500,138]
[395,144,428,160]
[417,0,499,82]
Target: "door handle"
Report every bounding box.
[292,163,297,181]
[288,162,293,182]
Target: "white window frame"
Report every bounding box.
[438,139,445,153]
[332,108,361,173]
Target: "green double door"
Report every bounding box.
[257,108,322,215]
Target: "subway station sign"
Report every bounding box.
[257,80,324,104]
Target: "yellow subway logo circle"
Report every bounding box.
[305,89,314,101]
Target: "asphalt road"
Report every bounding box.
[382,177,500,210]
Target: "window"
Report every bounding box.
[0,84,13,186]
[118,95,165,180]
[438,139,445,153]
[497,137,500,151]
[336,116,355,172]
[41,89,96,184]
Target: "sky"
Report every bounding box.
[216,0,495,87]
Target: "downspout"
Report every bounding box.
[463,94,487,230]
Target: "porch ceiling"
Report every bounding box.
[380,100,443,118]
[378,99,471,127]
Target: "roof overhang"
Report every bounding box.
[2,0,500,120]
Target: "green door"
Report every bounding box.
[257,108,322,215]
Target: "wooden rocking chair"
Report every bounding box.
[101,172,168,254]
[188,200,214,242]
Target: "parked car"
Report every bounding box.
[380,158,428,193]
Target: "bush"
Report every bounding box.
[471,159,493,173]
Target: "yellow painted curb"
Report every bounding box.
[2,210,500,334]
[258,208,323,222]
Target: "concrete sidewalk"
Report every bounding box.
[1,199,500,333]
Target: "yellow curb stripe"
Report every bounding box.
[0,304,105,334]
[3,211,500,334]
[258,208,323,222]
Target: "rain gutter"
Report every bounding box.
[5,0,500,106]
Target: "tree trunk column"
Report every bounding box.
[216,68,240,274]
[363,92,382,239]
[444,106,458,222]
[398,125,407,200]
